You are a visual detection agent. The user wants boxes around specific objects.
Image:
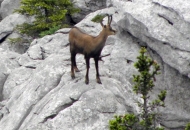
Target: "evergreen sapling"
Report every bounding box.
[109,47,167,130]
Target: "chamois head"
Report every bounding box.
[100,14,116,36]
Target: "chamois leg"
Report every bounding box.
[73,55,79,72]
[85,56,90,84]
[94,57,102,84]
[71,53,76,79]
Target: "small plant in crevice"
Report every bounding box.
[8,37,24,44]
[8,36,31,44]
[91,14,106,23]
[109,47,167,130]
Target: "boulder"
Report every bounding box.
[0,0,21,19]
[72,0,109,23]
[0,0,3,4]
[0,0,4,14]
[0,48,20,101]
[0,33,29,54]
[0,13,31,54]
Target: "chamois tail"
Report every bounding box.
[64,43,70,47]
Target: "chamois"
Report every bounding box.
[69,14,116,84]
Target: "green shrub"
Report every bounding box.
[15,0,80,38]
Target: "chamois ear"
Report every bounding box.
[106,14,110,25]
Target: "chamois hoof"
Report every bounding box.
[75,68,80,72]
[71,74,75,79]
[85,79,89,84]
[97,79,102,84]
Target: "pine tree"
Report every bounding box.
[15,0,79,38]
[109,47,166,130]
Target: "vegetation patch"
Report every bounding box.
[8,37,30,44]
[14,0,80,40]
[91,14,105,23]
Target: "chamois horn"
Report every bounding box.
[100,14,113,26]
[109,14,113,25]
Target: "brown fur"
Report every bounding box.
[69,15,116,84]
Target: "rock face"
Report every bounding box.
[0,13,31,54]
[0,0,190,130]
[0,0,21,19]
[72,0,109,22]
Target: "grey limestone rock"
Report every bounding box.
[72,0,109,23]
[0,0,21,19]
[0,0,189,130]
[0,13,31,54]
